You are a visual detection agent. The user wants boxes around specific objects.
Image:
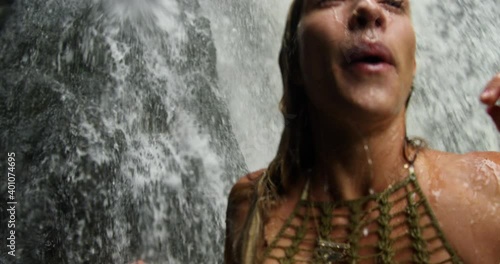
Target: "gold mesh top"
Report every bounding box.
[261,167,463,264]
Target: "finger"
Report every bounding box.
[486,105,500,132]
[480,73,500,105]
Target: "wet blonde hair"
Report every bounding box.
[237,0,418,262]
[264,0,309,201]
[238,1,309,262]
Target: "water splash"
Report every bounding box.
[0,0,498,263]
[1,0,246,263]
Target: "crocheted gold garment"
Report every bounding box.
[262,168,463,264]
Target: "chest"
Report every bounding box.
[260,178,462,264]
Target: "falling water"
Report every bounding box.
[0,0,248,263]
[408,0,500,152]
[0,0,498,263]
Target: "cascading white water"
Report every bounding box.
[200,0,292,171]
[1,0,247,263]
[0,0,498,264]
[408,0,499,152]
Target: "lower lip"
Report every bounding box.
[347,62,394,74]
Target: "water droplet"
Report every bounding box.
[431,189,442,200]
[363,227,369,237]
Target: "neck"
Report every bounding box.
[307,108,409,201]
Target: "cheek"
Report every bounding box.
[406,32,416,68]
[397,25,417,80]
[405,24,417,66]
[398,27,416,104]
[298,20,328,62]
[297,16,346,77]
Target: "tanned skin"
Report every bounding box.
[225,0,500,263]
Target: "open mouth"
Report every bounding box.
[352,55,386,64]
[344,42,395,67]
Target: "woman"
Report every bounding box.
[224,0,500,263]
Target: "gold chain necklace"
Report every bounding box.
[305,138,422,263]
[305,180,351,263]
[307,167,419,263]
[315,238,350,263]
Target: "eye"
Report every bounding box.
[316,0,343,8]
[383,0,405,9]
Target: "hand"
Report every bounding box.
[480,73,500,132]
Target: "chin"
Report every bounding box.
[340,83,406,121]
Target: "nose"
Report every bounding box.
[348,0,386,30]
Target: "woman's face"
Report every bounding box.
[297,0,416,125]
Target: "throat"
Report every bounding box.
[309,142,412,202]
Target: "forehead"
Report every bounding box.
[300,0,412,8]
[298,0,412,17]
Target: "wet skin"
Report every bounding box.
[297,0,416,128]
[223,0,500,263]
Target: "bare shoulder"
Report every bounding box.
[420,149,500,263]
[424,150,499,198]
[224,169,266,264]
[458,151,500,197]
[227,169,266,220]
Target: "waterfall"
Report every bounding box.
[0,0,498,263]
[0,0,247,263]
[408,0,500,152]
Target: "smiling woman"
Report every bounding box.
[224,0,500,263]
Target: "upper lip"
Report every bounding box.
[343,42,395,66]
